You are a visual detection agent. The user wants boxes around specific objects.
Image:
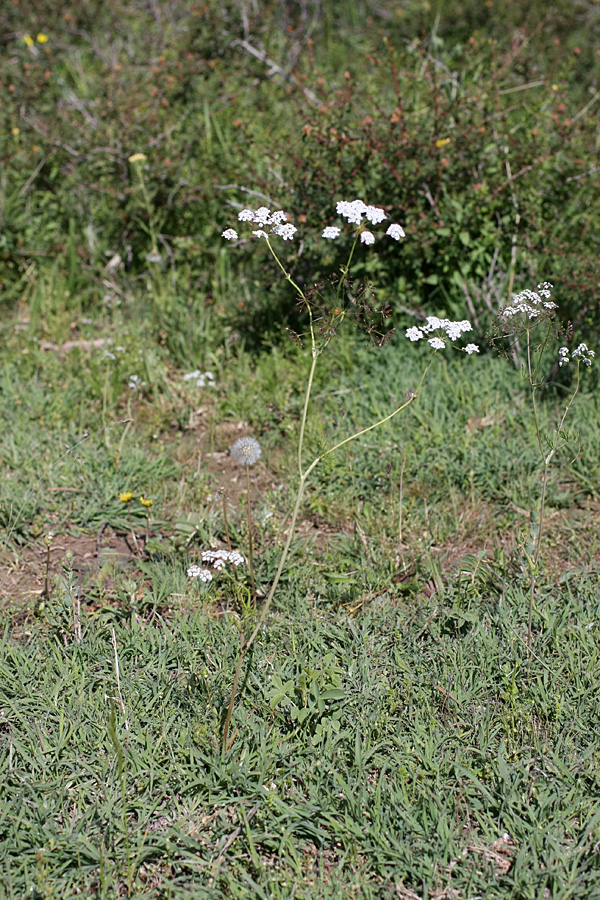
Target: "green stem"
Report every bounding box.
[246,466,256,602]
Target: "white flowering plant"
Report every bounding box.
[217,198,479,751]
[488,281,594,643]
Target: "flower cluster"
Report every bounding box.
[187,549,246,583]
[558,343,595,368]
[321,199,405,243]
[223,207,297,242]
[500,282,557,320]
[336,200,388,226]
[183,370,216,388]
[405,317,478,353]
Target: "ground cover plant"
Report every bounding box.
[1,1,600,897]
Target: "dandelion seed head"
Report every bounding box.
[231,436,262,466]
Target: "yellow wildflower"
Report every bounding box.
[11,127,20,136]
[23,34,34,46]
[435,138,451,148]
[119,491,135,503]
[128,152,147,164]
[37,33,48,43]
[140,496,153,508]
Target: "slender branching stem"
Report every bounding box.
[245,466,256,601]
[222,351,434,751]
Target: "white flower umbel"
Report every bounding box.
[365,205,387,225]
[561,343,596,367]
[183,370,216,388]
[322,226,341,239]
[201,549,246,569]
[500,282,557,321]
[336,199,367,224]
[187,565,213,582]
[360,230,375,245]
[404,316,476,352]
[386,224,405,240]
[230,207,297,242]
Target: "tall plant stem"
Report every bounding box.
[222,354,433,751]
[526,330,582,645]
[246,466,256,601]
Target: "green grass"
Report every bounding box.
[3,576,600,898]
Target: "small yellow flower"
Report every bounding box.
[551,84,559,92]
[11,127,20,136]
[140,496,153,508]
[33,144,41,152]
[36,33,48,43]
[119,491,135,503]
[23,34,34,47]
[435,138,451,148]
[128,152,147,164]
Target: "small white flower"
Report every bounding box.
[253,206,272,226]
[444,320,472,340]
[270,210,288,225]
[428,337,446,350]
[386,223,405,240]
[572,343,595,367]
[336,199,367,225]
[187,565,213,582]
[272,223,297,241]
[322,226,341,239]
[464,343,480,355]
[237,209,255,221]
[222,228,238,241]
[183,370,216,388]
[360,230,375,245]
[128,374,144,390]
[252,230,268,239]
[365,205,387,225]
[422,316,444,333]
[405,326,424,342]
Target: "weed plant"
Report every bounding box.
[1,2,600,897]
